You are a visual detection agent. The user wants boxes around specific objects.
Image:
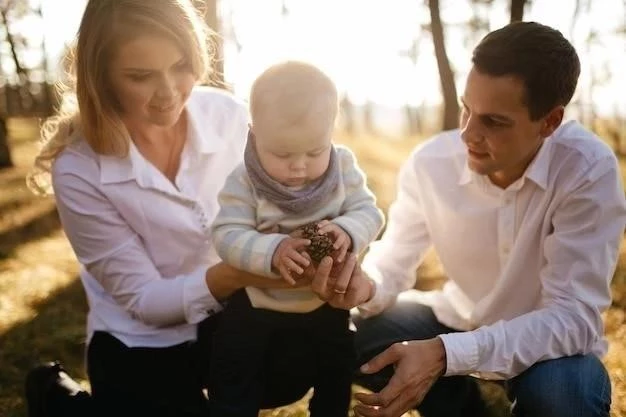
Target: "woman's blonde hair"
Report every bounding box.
[28,0,213,195]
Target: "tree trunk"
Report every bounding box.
[0,7,29,86]
[405,105,421,136]
[428,0,459,131]
[0,118,13,169]
[509,0,527,23]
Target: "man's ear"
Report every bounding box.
[539,106,565,139]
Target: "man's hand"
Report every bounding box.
[353,338,447,417]
[271,237,311,284]
[317,220,351,263]
[309,255,374,309]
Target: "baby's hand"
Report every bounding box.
[272,237,311,284]
[317,220,351,263]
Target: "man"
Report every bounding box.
[313,21,626,417]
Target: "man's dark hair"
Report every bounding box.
[472,21,580,120]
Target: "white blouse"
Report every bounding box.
[52,87,249,348]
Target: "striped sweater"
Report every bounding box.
[212,144,385,313]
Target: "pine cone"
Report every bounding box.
[300,222,334,264]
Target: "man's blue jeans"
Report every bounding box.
[352,299,612,417]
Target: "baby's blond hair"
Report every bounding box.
[249,61,338,137]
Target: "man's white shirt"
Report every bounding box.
[360,120,626,379]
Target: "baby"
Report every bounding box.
[209,61,384,417]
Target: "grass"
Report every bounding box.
[0,118,625,416]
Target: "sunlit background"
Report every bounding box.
[1,2,626,417]
[1,0,625,137]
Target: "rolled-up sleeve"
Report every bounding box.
[53,168,222,327]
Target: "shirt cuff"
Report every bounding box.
[438,331,479,376]
[183,265,223,324]
[357,270,394,318]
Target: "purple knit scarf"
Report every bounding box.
[244,131,340,214]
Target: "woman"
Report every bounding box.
[25,1,368,416]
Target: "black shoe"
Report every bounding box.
[25,361,89,417]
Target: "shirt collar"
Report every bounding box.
[99,147,135,185]
[99,141,162,190]
[523,138,552,190]
[457,135,553,190]
[99,90,226,185]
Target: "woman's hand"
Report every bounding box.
[308,254,375,310]
[205,262,311,301]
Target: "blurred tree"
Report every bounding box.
[604,0,626,154]
[568,0,588,126]
[339,94,355,136]
[0,0,56,169]
[509,0,528,22]
[582,0,598,129]
[0,117,10,168]
[466,0,491,51]
[569,0,582,39]
[0,0,32,169]
[428,0,459,130]
[575,0,623,152]
[402,37,423,136]
[1,4,27,85]
[363,100,377,136]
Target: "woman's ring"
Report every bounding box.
[333,288,347,294]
